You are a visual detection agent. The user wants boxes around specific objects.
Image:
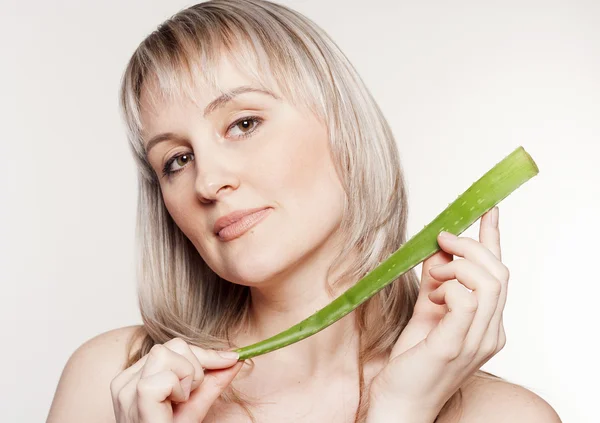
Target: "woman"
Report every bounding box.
[47,0,560,422]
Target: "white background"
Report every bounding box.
[2,0,598,421]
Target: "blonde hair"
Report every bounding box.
[119,0,503,421]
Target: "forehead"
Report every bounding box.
[138,53,280,141]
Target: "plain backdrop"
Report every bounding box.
[2,0,598,421]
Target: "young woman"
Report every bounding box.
[47,0,561,422]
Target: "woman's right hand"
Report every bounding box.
[110,337,243,422]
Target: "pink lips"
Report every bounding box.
[215,207,272,241]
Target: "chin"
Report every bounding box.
[221,229,327,288]
[222,243,295,287]
[205,213,339,287]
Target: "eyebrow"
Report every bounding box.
[144,85,280,158]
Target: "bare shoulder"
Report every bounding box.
[438,376,562,423]
[46,325,146,423]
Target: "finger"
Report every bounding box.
[479,206,509,345]
[415,249,454,316]
[111,354,150,398]
[479,207,501,261]
[163,338,205,391]
[436,230,507,284]
[175,361,245,422]
[425,280,478,360]
[482,272,508,342]
[118,366,188,414]
[136,370,186,420]
[189,346,240,370]
[483,266,509,354]
[389,314,443,361]
[114,343,196,410]
[490,276,509,334]
[114,369,142,412]
[429,260,501,350]
[141,344,196,385]
[455,208,509,355]
[422,246,454,282]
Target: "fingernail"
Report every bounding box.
[217,351,239,360]
[429,264,442,274]
[491,207,499,228]
[439,231,457,240]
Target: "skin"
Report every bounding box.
[46,52,562,423]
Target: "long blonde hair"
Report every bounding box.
[118,0,502,421]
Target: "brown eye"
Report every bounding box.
[236,119,254,132]
[228,116,263,138]
[162,153,195,178]
[175,154,192,166]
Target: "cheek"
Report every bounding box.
[161,185,209,246]
[271,122,345,230]
[162,186,189,222]
[272,120,339,197]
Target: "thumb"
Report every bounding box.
[389,315,436,360]
[175,361,244,421]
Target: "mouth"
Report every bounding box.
[216,208,273,242]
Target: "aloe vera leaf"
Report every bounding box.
[233,146,539,361]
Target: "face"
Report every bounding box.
[139,54,348,287]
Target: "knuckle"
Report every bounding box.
[110,373,129,403]
[497,337,506,352]
[480,339,498,356]
[149,344,166,359]
[189,345,210,362]
[462,344,478,361]
[116,386,130,406]
[109,375,120,395]
[488,278,502,297]
[453,260,469,279]
[454,258,467,269]
[439,343,463,362]
[500,265,510,281]
[165,337,188,350]
[498,277,508,290]
[498,330,507,350]
[461,293,478,313]
[136,378,152,397]
[183,360,195,377]
[137,373,176,398]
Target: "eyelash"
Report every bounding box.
[161,115,263,178]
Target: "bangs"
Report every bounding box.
[139,30,281,123]
[120,5,330,154]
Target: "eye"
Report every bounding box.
[160,116,263,180]
[227,115,263,139]
[162,153,194,178]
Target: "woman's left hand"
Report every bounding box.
[367,207,509,423]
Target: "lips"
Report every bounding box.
[214,207,272,241]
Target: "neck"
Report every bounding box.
[234,239,362,380]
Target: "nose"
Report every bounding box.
[194,150,240,204]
